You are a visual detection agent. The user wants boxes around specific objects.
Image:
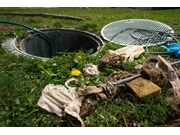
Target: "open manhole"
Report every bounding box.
[2,28,104,59]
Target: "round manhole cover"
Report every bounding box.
[101,19,174,47]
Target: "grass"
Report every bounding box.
[0,7,180,127]
[85,94,174,127]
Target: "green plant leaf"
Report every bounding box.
[15,98,20,105]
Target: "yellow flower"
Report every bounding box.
[71,69,81,76]
[77,55,82,59]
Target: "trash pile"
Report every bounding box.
[37,53,180,126]
[36,19,180,126]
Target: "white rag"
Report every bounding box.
[83,64,100,76]
[37,84,84,126]
[37,78,104,127]
[108,45,145,61]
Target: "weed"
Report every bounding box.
[53,21,63,27]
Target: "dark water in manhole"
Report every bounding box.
[20,28,104,58]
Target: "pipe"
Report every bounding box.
[0,20,57,57]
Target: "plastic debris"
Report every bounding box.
[108,45,145,61]
[161,42,180,57]
[83,64,100,76]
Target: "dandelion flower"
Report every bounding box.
[71,69,81,76]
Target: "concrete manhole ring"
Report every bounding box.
[2,28,104,59]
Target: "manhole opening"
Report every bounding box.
[13,28,104,58]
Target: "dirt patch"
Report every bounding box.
[0,24,17,32]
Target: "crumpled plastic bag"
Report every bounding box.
[108,45,145,61]
[83,64,100,76]
[161,42,180,57]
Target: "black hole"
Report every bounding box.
[20,28,103,58]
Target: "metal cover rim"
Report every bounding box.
[101,19,174,47]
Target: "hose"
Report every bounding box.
[0,20,57,57]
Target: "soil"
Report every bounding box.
[0,24,17,32]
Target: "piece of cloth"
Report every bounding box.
[108,45,145,61]
[37,78,105,127]
[37,84,84,126]
[83,64,100,76]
